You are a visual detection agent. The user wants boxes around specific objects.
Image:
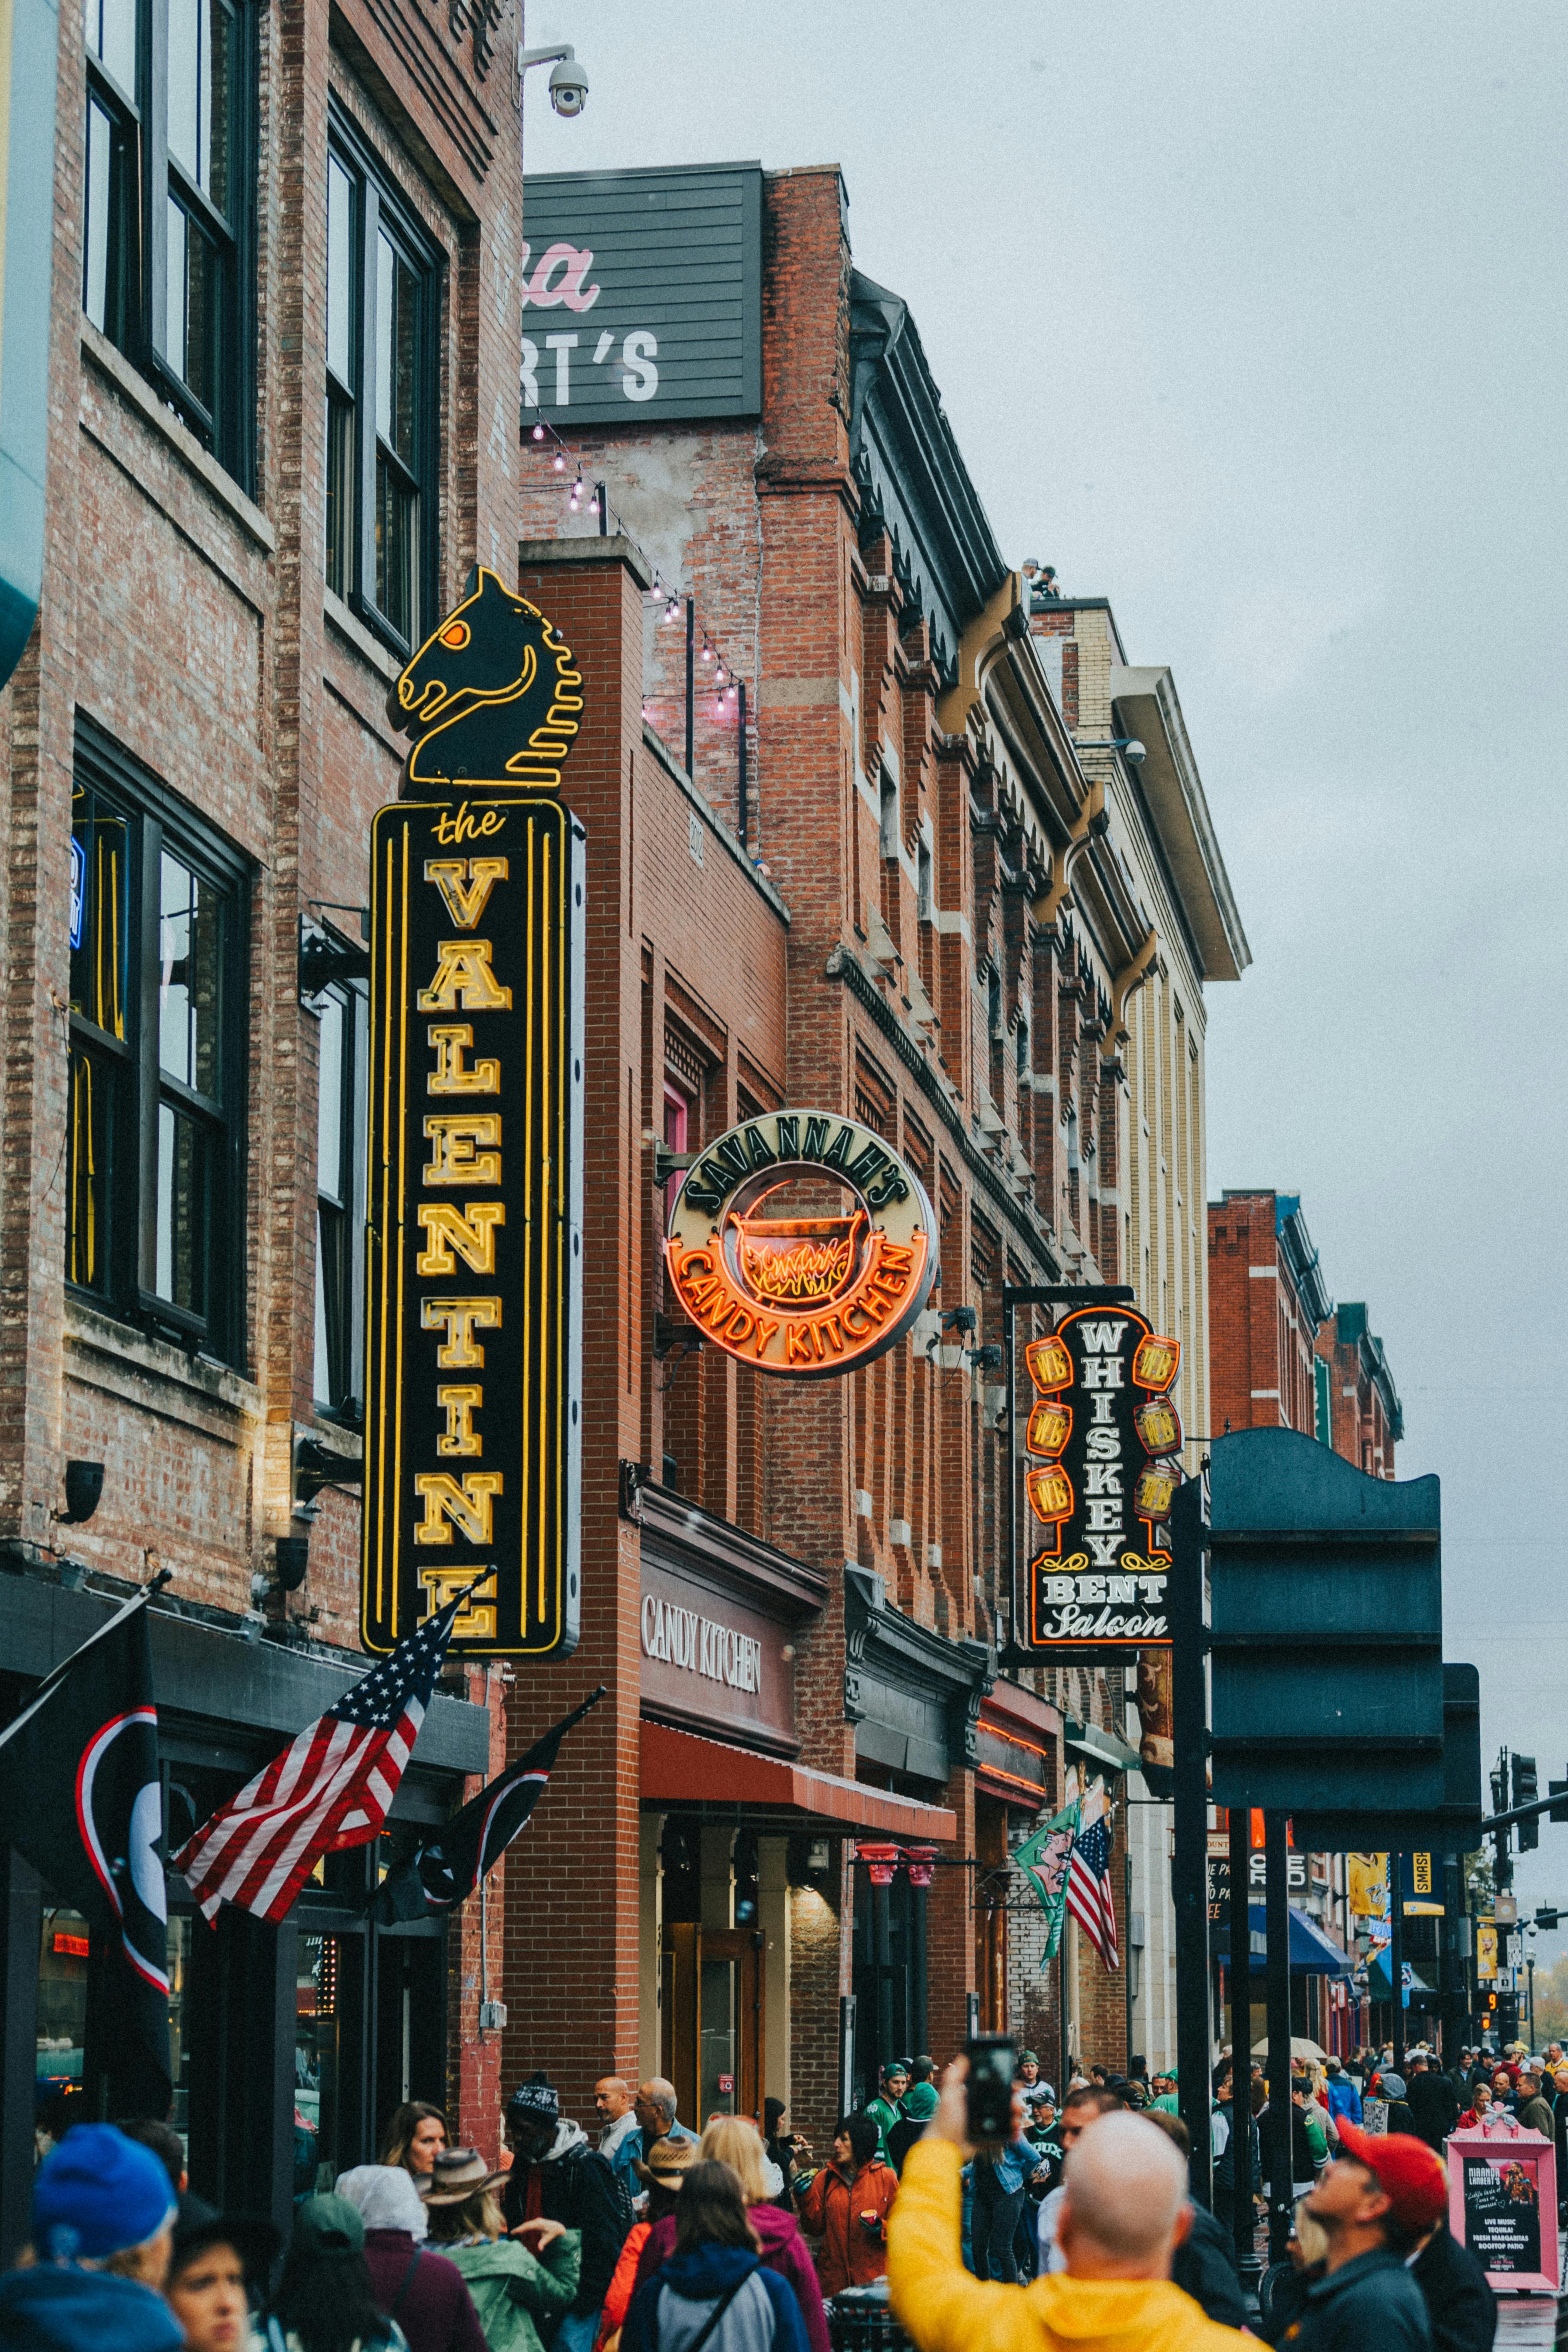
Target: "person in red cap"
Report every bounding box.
[1259,2122,1442,2349]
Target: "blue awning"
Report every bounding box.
[1218,1903,1353,1978]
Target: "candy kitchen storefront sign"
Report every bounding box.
[361,571,586,1656]
[664,1112,937,1378]
[639,1558,799,1752]
[1022,1306,1183,1653]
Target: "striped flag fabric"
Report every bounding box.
[173,1594,467,1923]
[1066,1811,1120,1970]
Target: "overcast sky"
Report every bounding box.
[524,3,1568,1951]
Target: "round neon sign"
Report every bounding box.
[664,1111,937,1378]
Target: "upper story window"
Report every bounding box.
[312,976,369,1422]
[67,722,249,1362]
[325,107,441,651]
[83,0,255,487]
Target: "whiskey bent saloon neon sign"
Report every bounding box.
[1024,1306,1182,1651]
[664,1112,936,1378]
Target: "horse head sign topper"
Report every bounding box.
[664,1111,937,1378]
[385,567,585,797]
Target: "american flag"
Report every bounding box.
[173,1595,466,1923]
[1066,1812,1120,1970]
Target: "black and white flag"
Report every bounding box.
[0,1588,170,2110]
[369,1686,604,1924]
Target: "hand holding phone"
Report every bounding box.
[965,2034,1017,2145]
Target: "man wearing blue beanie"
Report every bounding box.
[0,2122,184,2348]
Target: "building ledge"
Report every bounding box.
[80,321,273,554]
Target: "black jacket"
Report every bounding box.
[1409,2223,1496,2352]
[1406,2071,1460,2149]
[1259,2248,1431,2350]
[1262,2104,1319,2190]
[1173,2200,1249,2329]
[502,2141,629,2315]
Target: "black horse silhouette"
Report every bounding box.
[385,567,583,796]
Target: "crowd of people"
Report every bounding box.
[0,2040,1551,2351]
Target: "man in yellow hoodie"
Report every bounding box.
[888,2060,1248,2352]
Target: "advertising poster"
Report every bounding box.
[1447,2132,1559,2293]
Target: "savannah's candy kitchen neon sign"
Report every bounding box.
[663,1112,937,1379]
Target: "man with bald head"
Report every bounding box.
[887,2058,1247,2349]
[631,2078,695,2180]
[595,2076,641,2189]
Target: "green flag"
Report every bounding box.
[1014,1799,1080,1965]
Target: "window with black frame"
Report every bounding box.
[67,729,248,1362]
[83,0,255,486]
[312,978,368,1422]
[325,110,440,649]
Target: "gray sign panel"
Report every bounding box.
[520,163,762,427]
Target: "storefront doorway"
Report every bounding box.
[660,1924,764,2124]
[851,1859,927,2104]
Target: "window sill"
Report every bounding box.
[64,1293,261,1418]
[80,319,275,556]
[325,587,402,683]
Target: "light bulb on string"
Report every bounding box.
[552,450,566,473]
[532,423,546,441]
[701,641,714,665]
[568,470,583,513]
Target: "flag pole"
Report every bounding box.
[0,1569,172,1760]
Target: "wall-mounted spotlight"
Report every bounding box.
[59,1461,104,1525]
[1076,737,1146,765]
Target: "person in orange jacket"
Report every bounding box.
[798,2114,897,2297]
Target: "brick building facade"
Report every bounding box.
[0,0,527,2245]
[504,162,1246,2119]
[1315,1302,1402,1477]
[1208,1189,1333,1440]
[1207,1190,1401,1476]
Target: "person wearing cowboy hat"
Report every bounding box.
[423,2148,582,2352]
[590,2138,699,2352]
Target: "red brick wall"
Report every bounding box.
[8,0,527,2143]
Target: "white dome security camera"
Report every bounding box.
[548,53,588,114]
[1122,738,1147,765]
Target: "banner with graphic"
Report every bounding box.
[1013,1800,1080,1964]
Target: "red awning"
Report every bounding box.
[640,1718,957,1841]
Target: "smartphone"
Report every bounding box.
[965,2034,1017,2144]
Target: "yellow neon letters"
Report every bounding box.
[423,1114,502,1185]
[416,1201,506,1275]
[420,1296,501,1368]
[413,1471,503,1547]
[423,857,508,929]
[416,938,511,1012]
[427,1024,500,1095]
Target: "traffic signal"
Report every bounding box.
[1491,1754,1509,1817]
[1551,1777,1568,1825]
[1536,1908,1560,1932]
[1514,1755,1539,1851]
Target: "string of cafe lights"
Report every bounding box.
[526,413,749,732]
